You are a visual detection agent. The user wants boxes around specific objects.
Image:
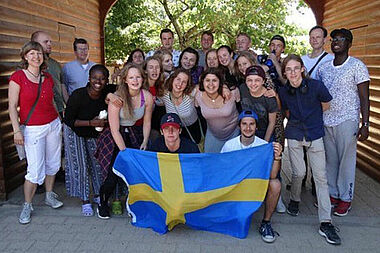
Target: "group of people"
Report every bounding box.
[8,24,370,246]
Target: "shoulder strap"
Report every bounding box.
[140,89,145,106]
[308,52,328,76]
[169,93,196,144]
[23,73,43,125]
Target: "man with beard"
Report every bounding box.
[221,110,282,243]
[31,31,68,117]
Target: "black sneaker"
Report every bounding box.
[259,222,279,243]
[319,222,341,245]
[287,200,299,216]
[97,204,110,220]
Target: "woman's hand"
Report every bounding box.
[14,131,24,146]
[264,88,276,98]
[222,85,232,100]
[140,140,148,150]
[106,93,123,108]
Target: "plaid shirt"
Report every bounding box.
[95,126,143,180]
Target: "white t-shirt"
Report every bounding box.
[221,135,267,153]
[316,56,370,127]
[301,51,334,79]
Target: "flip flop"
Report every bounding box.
[82,203,94,216]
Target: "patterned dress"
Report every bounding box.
[63,85,114,201]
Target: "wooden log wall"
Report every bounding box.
[323,0,380,181]
[1,0,379,200]
[0,0,102,200]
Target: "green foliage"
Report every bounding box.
[105,0,310,64]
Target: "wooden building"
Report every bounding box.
[0,0,103,200]
[0,0,379,200]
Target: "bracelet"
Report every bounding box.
[13,130,21,135]
[274,156,282,161]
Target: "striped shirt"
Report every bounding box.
[160,90,198,126]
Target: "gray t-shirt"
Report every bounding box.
[197,49,206,68]
[239,84,278,136]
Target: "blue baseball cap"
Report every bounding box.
[238,110,258,122]
[160,113,182,129]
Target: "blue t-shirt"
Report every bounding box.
[278,78,332,141]
[63,60,95,95]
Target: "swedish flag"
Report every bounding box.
[113,143,273,238]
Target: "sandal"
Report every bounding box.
[112,200,122,215]
[82,203,94,216]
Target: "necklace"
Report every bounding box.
[171,92,183,100]
[26,69,40,79]
[205,92,219,103]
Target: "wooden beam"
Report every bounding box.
[99,0,118,65]
[304,0,325,25]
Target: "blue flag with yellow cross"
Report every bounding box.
[113,143,273,238]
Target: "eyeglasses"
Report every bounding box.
[330,37,347,42]
[76,48,89,52]
[285,66,302,74]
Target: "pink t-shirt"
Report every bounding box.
[10,70,58,125]
[195,89,239,140]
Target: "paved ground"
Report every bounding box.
[1,148,380,253]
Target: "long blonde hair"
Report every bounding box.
[117,63,145,118]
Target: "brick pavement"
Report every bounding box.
[1,148,380,252]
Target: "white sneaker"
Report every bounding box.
[276,196,286,213]
[19,202,33,224]
[45,191,63,209]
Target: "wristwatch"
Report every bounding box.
[363,122,370,127]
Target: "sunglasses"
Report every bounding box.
[330,37,347,42]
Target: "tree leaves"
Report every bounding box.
[105,0,310,64]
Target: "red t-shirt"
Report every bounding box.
[10,70,58,125]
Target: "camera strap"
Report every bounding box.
[308,52,328,76]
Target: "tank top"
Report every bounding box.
[119,91,146,126]
[195,89,239,140]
